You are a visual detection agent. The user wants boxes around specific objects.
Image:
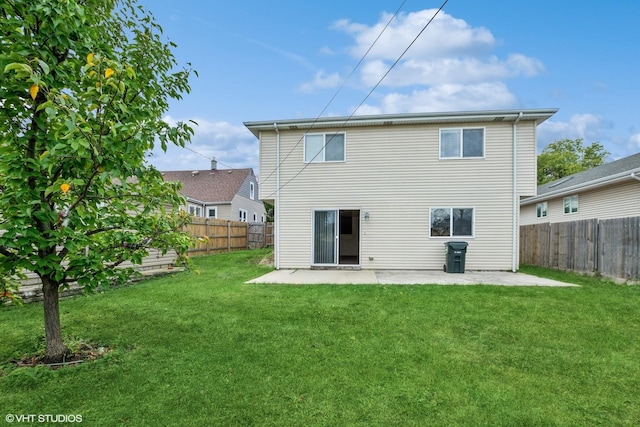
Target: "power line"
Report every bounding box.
[259,0,408,185]
[181,146,235,169]
[264,0,449,199]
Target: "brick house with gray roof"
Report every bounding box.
[162,160,266,223]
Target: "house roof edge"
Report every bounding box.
[521,167,640,205]
[244,109,559,137]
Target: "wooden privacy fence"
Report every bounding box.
[520,216,640,280]
[184,218,273,256]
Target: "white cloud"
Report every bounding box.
[629,133,640,149]
[319,46,336,55]
[334,9,495,60]
[355,82,518,115]
[303,8,544,111]
[298,70,342,93]
[359,55,544,87]
[537,113,611,150]
[150,116,258,171]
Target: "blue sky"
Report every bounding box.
[143,0,640,172]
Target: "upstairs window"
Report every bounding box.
[440,128,484,158]
[304,133,345,163]
[250,182,255,200]
[564,195,578,214]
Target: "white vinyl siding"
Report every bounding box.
[521,180,640,225]
[261,121,530,270]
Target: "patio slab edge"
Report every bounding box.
[246,269,579,287]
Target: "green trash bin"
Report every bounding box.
[444,241,468,273]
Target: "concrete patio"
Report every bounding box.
[247,269,579,287]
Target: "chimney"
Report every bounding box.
[211,157,217,170]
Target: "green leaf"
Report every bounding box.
[37,59,50,74]
[3,62,33,74]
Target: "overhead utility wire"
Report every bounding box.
[264,0,449,200]
[259,0,408,185]
[181,145,235,169]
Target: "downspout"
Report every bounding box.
[512,112,523,272]
[274,123,280,270]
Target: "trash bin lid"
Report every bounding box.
[445,241,468,250]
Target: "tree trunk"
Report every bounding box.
[41,276,68,363]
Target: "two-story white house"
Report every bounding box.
[245,109,557,271]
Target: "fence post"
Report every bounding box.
[263,223,266,249]
[205,218,210,256]
[227,221,231,252]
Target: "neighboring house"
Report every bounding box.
[521,152,640,225]
[245,109,557,271]
[161,160,266,223]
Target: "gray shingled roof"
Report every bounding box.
[538,152,640,195]
[161,169,253,203]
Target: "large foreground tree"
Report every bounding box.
[537,138,609,185]
[0,0,195,361]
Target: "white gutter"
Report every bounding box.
[631,172,640,182]
[512,112,523,272]
[273,123,280,270]
[244,109,558,137]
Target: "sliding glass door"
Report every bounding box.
[313,210,337,265]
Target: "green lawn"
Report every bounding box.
[1,250,639,426]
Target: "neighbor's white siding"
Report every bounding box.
[214,203,233,221]
[521,179,640,224]
[231,193,266,222]
[261,120,538,270]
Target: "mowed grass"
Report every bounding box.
[1,250,639,426]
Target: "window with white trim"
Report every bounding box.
[536,202,547,218]
[188,204,202,217]
[440,128,484,158]
[304,133,345,163]
[250,182,255,200]
[430,208,474,237]
[207,207,217,219]
[239,209,247,222]
[253,212,257,222]
[563,195,578,214]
